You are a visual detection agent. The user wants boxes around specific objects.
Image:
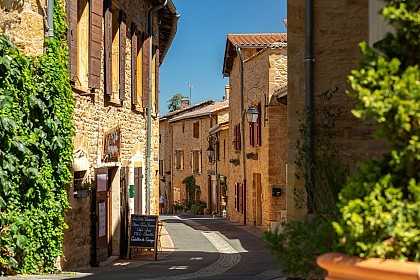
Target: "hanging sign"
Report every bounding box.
[103,127,121,161]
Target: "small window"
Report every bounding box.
[193,122,199,138]
[159,160,164,175]
[174,150,184,170]
[192,150,202,174]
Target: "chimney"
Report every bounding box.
[180,99,190,109]
[223,85,230,100]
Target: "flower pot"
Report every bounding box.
[317,253,420,280]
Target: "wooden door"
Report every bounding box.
[95,168,110,263]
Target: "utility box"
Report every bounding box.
[272,188,282,196]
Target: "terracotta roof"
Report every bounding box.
[222,33,287,77]
[168,100,229,123]
[227,33,287,47]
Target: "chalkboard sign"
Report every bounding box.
[128,214,158,260]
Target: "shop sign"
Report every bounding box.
[103,127,120,161]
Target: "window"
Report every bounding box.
[193,122,200,138]
[174,150,184,170]
[191,150,202,174]
[233,124,241,150]
[68,0,102,90]
[104,1,126,103]
[369,0,394,46]
[131,24,143,108]
[159,160,163,175]
[182,123,185,133]
[234,182,243,213]
[73,170,87,190]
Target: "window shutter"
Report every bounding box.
[238,123,241,150]
[256,103,262,146]
[155,47,160,114]
[234,124,238,150]
[131,24,137,105]
[193,122,199,138]
[234,182,238,211]
[89,0,102,89]
[104,0,112,96]
[119,10,126,100]
[249,122,255,147]
[142,35,150,108]
[67,0,77,81]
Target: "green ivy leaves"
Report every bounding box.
[0,0,74,275]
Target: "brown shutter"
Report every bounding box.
[131,24,138,106]
[119,10,126,100]
[89,0,102,89]
[256,103,262,146]
[238,123,241,150]
[234,124,238,150]
[142,35,150,108]
[104,0,112,96]
[155,47,160,114]
[67,0,77,81]
[249,122,255,147]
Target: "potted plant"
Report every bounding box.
[318,1,420,278]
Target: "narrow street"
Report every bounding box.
[9,215,284,280]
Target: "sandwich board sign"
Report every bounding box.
[128,214,158,260]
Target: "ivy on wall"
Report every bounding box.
[0,0,74,274]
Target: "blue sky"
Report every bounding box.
[159,0,287,115]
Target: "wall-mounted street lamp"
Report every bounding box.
[206,135,217,163]
[244,86,269,125]
[245,104,259,123]
[206,145,215,162]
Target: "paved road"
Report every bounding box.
[7,215,284,280]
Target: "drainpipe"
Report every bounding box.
[146,0,167,215]
[236,46,247,225]
[47,0,54,38]
[305,0,314,212]
[169,122,174,214]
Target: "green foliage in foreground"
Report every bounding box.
[333,1,420,261]
[264,215,336,279]
[0,0,74,274]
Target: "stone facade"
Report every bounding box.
[286,0,389,219]
[0,0,177,270]
[159,100,229,215]
[223,35,288,230]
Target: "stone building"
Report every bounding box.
[159,99,214,213]
[222,34,288,229]
[159,98,229,215]
[0,0,178,269]
[286,0,391,219]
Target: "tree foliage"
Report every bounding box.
[0,0,74,274]
[333,0,420,261]
[166,93,186,112]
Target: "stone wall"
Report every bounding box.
[287,0,388,220]
[170,117,213,210]
[226,46,288,229]
[1,0,162,270]
[0,0,45,56]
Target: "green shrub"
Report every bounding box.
[264,215,336,279]
[333,0,420,261]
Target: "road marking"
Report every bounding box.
[144,221,241,280]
